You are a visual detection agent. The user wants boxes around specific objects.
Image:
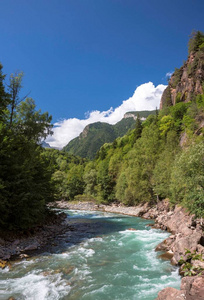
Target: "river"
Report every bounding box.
[0,209,181,300]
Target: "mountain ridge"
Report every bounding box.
[63,110,156,159]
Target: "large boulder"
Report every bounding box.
[171,232,202,264]
[181,275,204,300]
[156,275,204,300]
[155,287,185,300]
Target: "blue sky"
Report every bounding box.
[0,0,203,147]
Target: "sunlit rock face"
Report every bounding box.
[160,50,204,109]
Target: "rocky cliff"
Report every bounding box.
[160,32,204,109]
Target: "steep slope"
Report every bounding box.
[63,110,156,159]
[64,122,118,159]
[160,31,204,109]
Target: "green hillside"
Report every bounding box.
[63,110,156,159]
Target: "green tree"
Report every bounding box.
[188,31,204,54]
[16,97,53,142]
[7,71,24,126]
[170,141,204,217]
[133,114,142,142]
[153,131,180,198]
[0,65,55,230]
[66,165,85,200]
[83,162,97,197]
[0,64,10,123]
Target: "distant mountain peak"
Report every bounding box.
[63,110,156,159]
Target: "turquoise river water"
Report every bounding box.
[0,210,181,300]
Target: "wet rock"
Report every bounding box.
[63,266,74,275]
[24,242,40,251]
[19,253,29,259]
[2,254,11,260]
[159,250,174,261]
[155,236,174,252]
[127,228,137,231]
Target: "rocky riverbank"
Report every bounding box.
[54,200,204,300]
[0,211,71,263]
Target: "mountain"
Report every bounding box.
[63,110,156,159]
[41,141,52,148]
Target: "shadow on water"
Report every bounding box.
[31,210,154,258]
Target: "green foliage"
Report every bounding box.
[153,131,180,199]
[0,64,10,123]
[175,92,182,104]
[83,166,97,197]
[133,114,142,142]
[97,160,115,203]
[188,31,204,54]
[42,149,86,200]
[170,141,204,217]
[161,86,172,108]
[0,64,56,230]
[171,67,183,88]
[115,123,163,205]
[159,115,174,136]
[63,111,156,159]
[179,249,204,276]
[66,165,85,200]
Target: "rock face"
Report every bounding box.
[153,204,203,265]
[160,49,204,109]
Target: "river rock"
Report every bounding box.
[155,287,185,300]
[24,242,40,251]
[171,232,202,264]
[156,275,204,300]
[155,235,175,252]
[181,275,204,300]
[19,253,29,259]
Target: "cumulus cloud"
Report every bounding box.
[46,82,166,149]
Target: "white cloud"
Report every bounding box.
[166,71,173,78]
[46,82,166,149]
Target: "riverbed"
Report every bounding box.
[0,209,181,300]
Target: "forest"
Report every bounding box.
[0,31,204,231]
